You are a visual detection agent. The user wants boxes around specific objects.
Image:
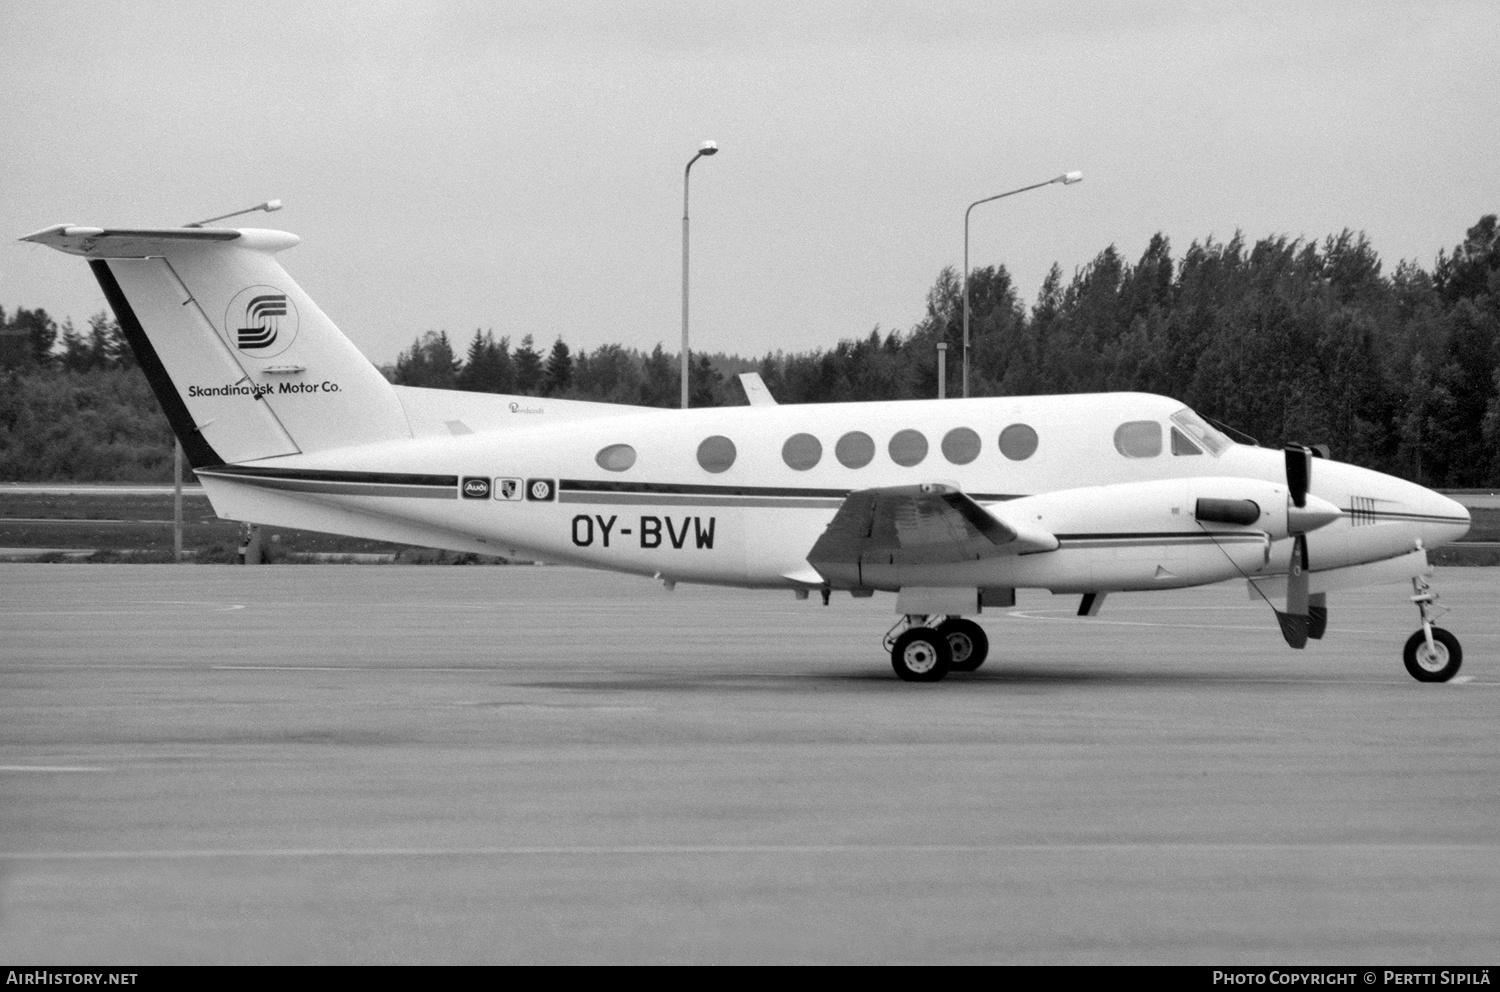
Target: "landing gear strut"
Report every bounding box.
[1404,574,1462,682]
[884,616,989,681]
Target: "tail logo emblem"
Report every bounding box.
[226,286,300,358]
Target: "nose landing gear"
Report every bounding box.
[1405,574,1462,682]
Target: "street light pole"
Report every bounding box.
[962,171,1082,398]
[681,141,718,408]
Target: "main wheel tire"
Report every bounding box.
[890,627,952,682]
[1403,627,1462,682]
[938,618,989,672]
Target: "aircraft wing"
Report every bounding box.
[807,484,1056,582]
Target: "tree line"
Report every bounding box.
[3,214,1497,485]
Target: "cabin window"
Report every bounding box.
[696,435,737,473]
[836,431,875,468]
[941,427,981,465]
[1171,427,1203,456]
[782,433,822,471]
[888,429,928,467]
[595,443,637,472]
[998,423,1039,461]
[1114,420,1162,458]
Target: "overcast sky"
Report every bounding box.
[3,1,1497,366]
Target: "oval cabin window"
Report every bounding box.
[998,424,1039,461]
[835,431,875,469]
[888,429,928,467]
[782,433,822,471]
[595,443,636,472]
[696,435,737,473]
[1114,421,1162,458]
[941,427,982,465]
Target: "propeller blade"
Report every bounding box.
[1275,611,1309,650]
[1308,592,1327,640]
[1285,445,1311,509]
[1274,534,1311,649]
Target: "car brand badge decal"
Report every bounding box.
[526,478,555,501]
[495,478,523,501]
[461,476,491,499]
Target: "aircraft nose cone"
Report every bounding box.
[1287,493,1342,534]
[1427,490,1472,543]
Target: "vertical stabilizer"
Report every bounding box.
[22,225,411,467]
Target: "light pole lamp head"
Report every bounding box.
[699,141,719,156]
[1056,170,1083,185]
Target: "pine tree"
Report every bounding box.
[689,353,722,407]
[543,337,573,395]
[638,343,678,408]
[512,334,544,394]
[457,329,513,393]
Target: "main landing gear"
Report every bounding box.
[1404,574,1462,682]
[884,616,990,682]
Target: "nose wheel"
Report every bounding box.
[1406,574,1462,682]
[1404,627,1462,682]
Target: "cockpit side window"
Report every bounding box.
[1169,408,1231,456]
[1114,421,1162,458]
[1171,427,1202,456]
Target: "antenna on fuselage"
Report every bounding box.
[185,199,283,228]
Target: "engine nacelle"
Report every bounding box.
[999,475,1325,542]
[989,477,1308,592]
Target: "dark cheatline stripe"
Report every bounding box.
[561,479,851,499]
[199,466,458,500]
[205,466,457,487]
[562,492,842,509]
[559,479,1023,503]
[1055,532,1266,548]
[1362,510,1471,524]
[90,259,224,471]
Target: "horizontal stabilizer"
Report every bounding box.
[21,225,298,258]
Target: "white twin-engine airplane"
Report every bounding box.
[23,223,1473,683]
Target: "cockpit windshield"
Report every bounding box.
[1169,407,1232,456]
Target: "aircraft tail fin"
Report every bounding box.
[20,225,410,468]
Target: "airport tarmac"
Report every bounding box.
[1,563,1496,964]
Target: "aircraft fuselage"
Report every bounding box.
[197,389,1470,598]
